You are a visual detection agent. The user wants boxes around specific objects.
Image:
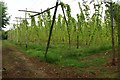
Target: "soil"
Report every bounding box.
[2,43,86,78]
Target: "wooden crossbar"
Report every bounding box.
[31,3,61,17]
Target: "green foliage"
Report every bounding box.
[7,1,119,67]
[59,57,106,68]
[61,48,81,59]
[8,1,115,50]
[12,40,112,67]
[112,3,120,55]
[1,30,8,40]
[0,1,10,30]
[46,52,60,63]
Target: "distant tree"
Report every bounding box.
[0,1,10,30]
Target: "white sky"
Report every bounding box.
[2,0,81,30]
[1,0,119,31]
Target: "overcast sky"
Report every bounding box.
[2,0,81,30]
[2,0,119,31]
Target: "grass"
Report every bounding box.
[3,40,119,78]
[81,45,112,57]
[3,40,112,68]
[58,57,106,68]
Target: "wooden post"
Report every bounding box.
[31,3,60,17]
[110,2,115,65]
[16,19,19,43]
[19,18,22,46]
[14,16,31,46]
[25,8,28,49]
[44,0,59,60]
[61,4,70,48]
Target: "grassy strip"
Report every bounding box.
[58,57,106,68]
[4,40,112,68]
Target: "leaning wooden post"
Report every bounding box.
[61,3,70,48]
[44,0,59,60]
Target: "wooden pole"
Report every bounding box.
[61,4,69,28]
[110,2,115,65]
[31,3,60,17]
[15,17,31,19]
[18,10,40,13]
[25,8,28,49]
[61,4,70,48]
[16,19,19,43]
[44,0,59,60]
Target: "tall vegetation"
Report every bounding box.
[7,1,119,61]
[112,2,120,67]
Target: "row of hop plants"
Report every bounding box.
[8,1,118,50]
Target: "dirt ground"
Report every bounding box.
[2,43,87,78]
[2,41,120,78]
